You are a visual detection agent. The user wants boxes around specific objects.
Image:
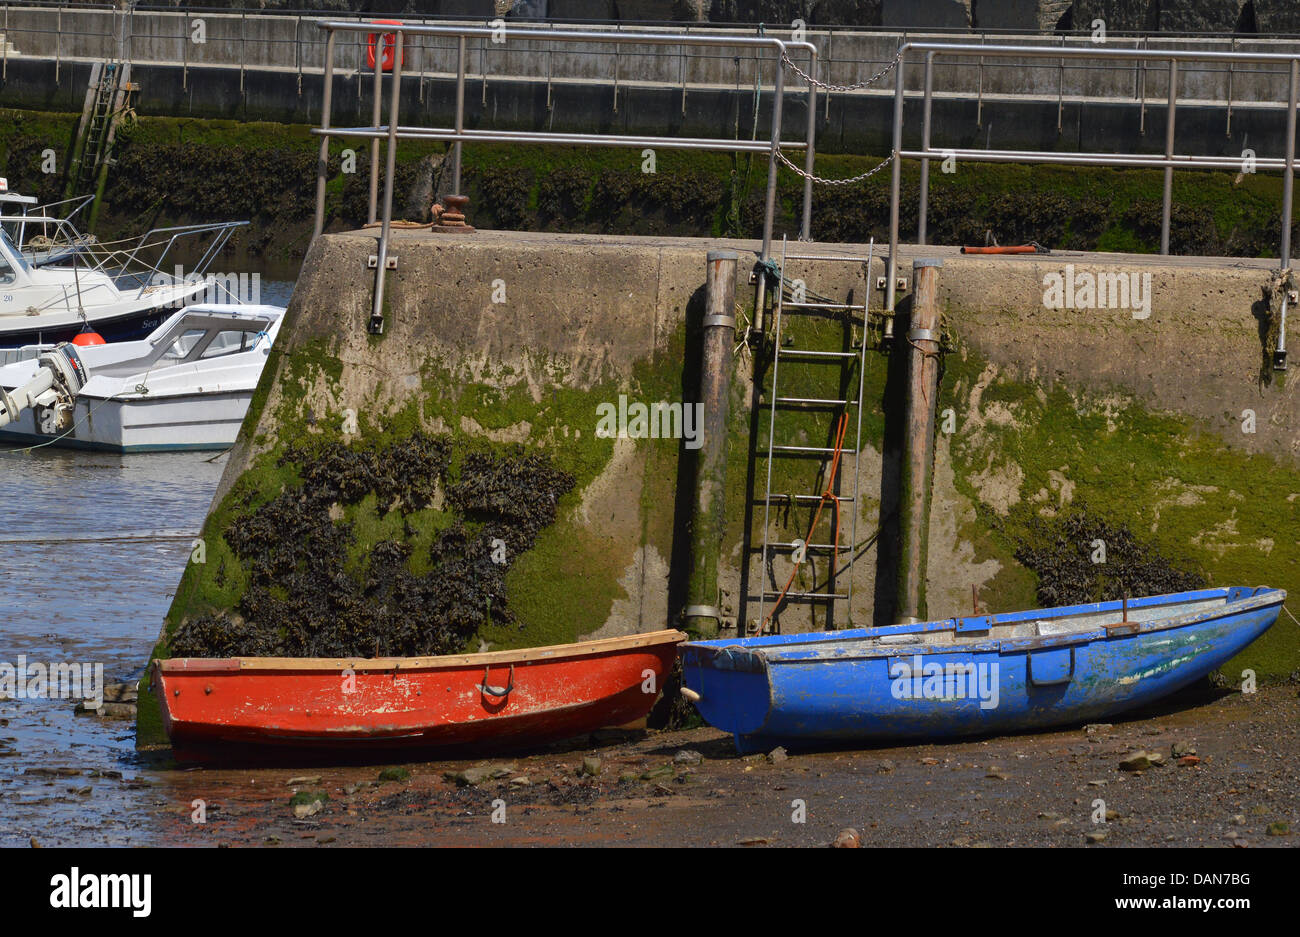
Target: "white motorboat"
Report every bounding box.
[0,204,248,347]
[0,303,284,452]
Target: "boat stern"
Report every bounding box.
[680,641,773,738]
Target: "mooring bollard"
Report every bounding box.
[896,257,943,625]
[432,194,476,233]
[684,250,737,638]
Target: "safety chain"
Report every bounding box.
[780,46,904,94]
[775,149,895,186]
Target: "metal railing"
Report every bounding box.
[885,42,1300,319]
[309,20,818,334]
[1,214,247,305]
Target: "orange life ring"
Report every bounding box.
[366,20,405,72]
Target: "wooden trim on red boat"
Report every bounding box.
[157,629,687,674]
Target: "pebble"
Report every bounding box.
[579,756,602,777]
[1085,831,1108,844]
[767,747,788,764]
[445,767,491,786]
[875,759,895,774]
[673,749,703,766]
[1084,723,1113,735]
[831,828,860,848]
[378,767,410,783]
[286,775,322,787]
[1119,751,1158,771]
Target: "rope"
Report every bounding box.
[761,411,849,631]
[1284,604,1299,627]
[0,392,121,454]
[781,47,904,94]
[361,219,434,229]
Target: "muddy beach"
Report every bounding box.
[124,683,1297,849]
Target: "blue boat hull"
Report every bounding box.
[680,587,1284,752]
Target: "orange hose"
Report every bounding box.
[760,412,849,632]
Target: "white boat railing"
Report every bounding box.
[0,214,249,304]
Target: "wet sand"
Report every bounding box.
[136,683,1298,848]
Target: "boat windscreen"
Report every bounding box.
[0,227,31,275]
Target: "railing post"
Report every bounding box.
[1160,58,1177,255]
[453,34,466,194]
[312,29,338,241]
[886,46,906,341]
[370,30,404,335]
[918,50,934,246]
[368,27,385,226]
[800,43,817,242]
[760,44,784,264]
[1282,57,1297,271]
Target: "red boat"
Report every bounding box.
[153,630,685,762]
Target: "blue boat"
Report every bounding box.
[680,587,1285,753]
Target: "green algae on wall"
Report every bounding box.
[936,339,1300,680]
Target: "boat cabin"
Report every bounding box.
[86,307,280,379]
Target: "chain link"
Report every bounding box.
[775,149,895,186]
[781,46,904,94]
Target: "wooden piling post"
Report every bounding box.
[685,250,737,638]
[896,258,943,624]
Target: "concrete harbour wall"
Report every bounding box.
[153,229,1300,697]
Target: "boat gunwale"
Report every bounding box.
[156,629,687,675]
[680,588,1284,666]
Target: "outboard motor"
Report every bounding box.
[0,343,89,433]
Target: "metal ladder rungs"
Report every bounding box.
[755,236,875,632]
[761,590,850,601]
[778,349,858,360]
[764,445,857,455]
[762,493,855,504]
[782,253,872,263]
[782,301,865,311]
[763,541,844,552]
[772,395,858,406]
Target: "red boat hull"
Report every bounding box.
[153,631,684,763]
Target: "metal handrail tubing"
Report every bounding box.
[906,40,1300,65]
[902,148,1296,171]
[314,125,808,154]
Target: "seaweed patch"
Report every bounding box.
[1013,506,1206,608]
[170,433,575,659]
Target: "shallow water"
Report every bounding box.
[0,280,293,847]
